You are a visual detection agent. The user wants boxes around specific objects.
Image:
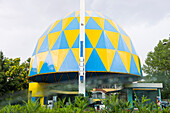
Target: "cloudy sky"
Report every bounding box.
[0,0,170,67]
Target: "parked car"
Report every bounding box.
[161,101,169,108]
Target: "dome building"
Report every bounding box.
[28,11,162,106]
[28,11,142,83]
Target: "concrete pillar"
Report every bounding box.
[127,89,133,106]
[158,89,162,108]
[32,97,36,102]
[158,89,161,102]
[28,82,47,106]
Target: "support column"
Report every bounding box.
[158,89,161,102]
[32,97,36,102]
[158,89,162,108]
[79,0,86,96]
[28,82,47,105]
[127,89,133,106]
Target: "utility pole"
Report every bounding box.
[79,0,86,96]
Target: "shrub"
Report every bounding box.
[0,95,169,113]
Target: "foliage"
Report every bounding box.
[142,38,170,99]
[102,94,134,113]
[0,95,169,113]
[52,96,93,113]
[0,51,30,105]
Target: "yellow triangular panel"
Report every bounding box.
[85,29,102,48]
[85,48,93,64]
[29,56,35,75]
[37,51,49,74]
[77,17,90,25]
[36,35,46,54]
[50,49,69,71]
[118,51,131,73]
[96,49,108,70]
[75,11,80,17]
[77,17,80,23]
[64,11,73,18]
[107,49,116,71]
[48,31,61,50]
[85,17,90,25]
[96,12,104,18]
[106,19,119,31]
[104,30,119,49]
[62,17,74,30]
[133,54,141,74]
[48,20,61,33]
[71,48,79,64]
[64,30,80,48]
[92,17,105,29]
[96,48,115,71]
[86,11,92,16]
[121,34,132,53]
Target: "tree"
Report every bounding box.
[0,51,30,96]
[142,38,170,99]
[0,51,8,96]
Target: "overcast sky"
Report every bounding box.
[0,0,170,67]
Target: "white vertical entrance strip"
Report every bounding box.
[79,0,86,96]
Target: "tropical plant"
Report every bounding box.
[0,94,170,113]
[102,94,134,113]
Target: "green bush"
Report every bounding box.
[0,95,169,113]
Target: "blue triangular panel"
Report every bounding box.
[65,17,79,30]
[139,59,143,77]
[104,32,115,49]
[72,34,79,48]
[104,19,118,32]
[32,42,38,56]
[85,49,106,71]
[51,31,69,50]
[96,31,115,49]
[85,12,89,16]
[66,12,75,18]
[91,12,102,17]
[40,24,52,37]
[117,24,128,36]
[85,33,93,48]
[29,56,37,76]
[60,32,69,49]
[130,55,140,75]
[85,17,102,30]
[109,51,127,73]
[49,20,62,33]
[37,35,49,53]
[96,31,106,48]
[85,11,90,16]
[117,34,130,52]
[39,52,56,74]
[131,40,137,55]
[59,49,79,71]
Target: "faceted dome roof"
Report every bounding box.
[28,11,142,82]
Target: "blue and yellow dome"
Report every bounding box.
[28,11,142,83]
